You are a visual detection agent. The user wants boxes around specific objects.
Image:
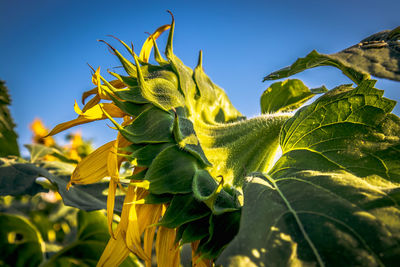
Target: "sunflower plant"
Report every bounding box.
[1,12,400,267]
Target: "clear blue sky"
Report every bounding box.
[1,0,399,155]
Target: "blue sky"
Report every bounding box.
[1,0,399,155]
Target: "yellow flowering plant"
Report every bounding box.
[1,13,400,267]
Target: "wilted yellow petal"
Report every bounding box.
[107,178,117,239]
[97,229,131,267]
[156,226,180,267]
[69,141,115,186]
[191,241,211,267]
[98,184,136,266]
[125,188,150,261]
[47,103,125,136]
[139,24,171,63]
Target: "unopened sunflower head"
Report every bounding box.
[49,12,290,266]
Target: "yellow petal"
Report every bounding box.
[97,229,131,267]
[191,241,211,267]
[82,94,100,112]
[156,226,180,267]
[107,178,117,239]
[98,184,137,266]
[125,188,150,261]
[82,80,126,105]
[47,103,125,136]
[69,141,115,186]
[139,24,171,63]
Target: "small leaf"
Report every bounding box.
[260,79,324,113]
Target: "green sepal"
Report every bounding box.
[180,215,210,244]
[158,193,210,228]
[193,52,243,123]
[173,114,212,166]
[152,36,168,65]
[143,193,173,204]
[122,106,174,144]
[212,190,240,215]
[125,143,174,167]
[127,169,147,180]
[101,83,152,117]
[109,72,138,88]
[192,169,218,202]
[105,43,137,78]
[197,210,241,259]
[145,145,198,194]
[117,88,150,104]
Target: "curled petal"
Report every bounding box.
[139,24,171,63]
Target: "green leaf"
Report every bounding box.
[0,158,124,211]
[264,26,400,83]
[260,79,326,114]
[218,171,400,266]
[271,80,400,180]
[24,144,77,164]
[218,81,400,266]
[0,213,44,267]
[0,81,19,157]
[0,157,48,196]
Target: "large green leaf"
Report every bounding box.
[0,157,48,196]
[0,158,124,211]
[218,81,400,266]
[0,81,19,157]
[272,80,400,180]
[264,26,400,83]
[0,213,44,267]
